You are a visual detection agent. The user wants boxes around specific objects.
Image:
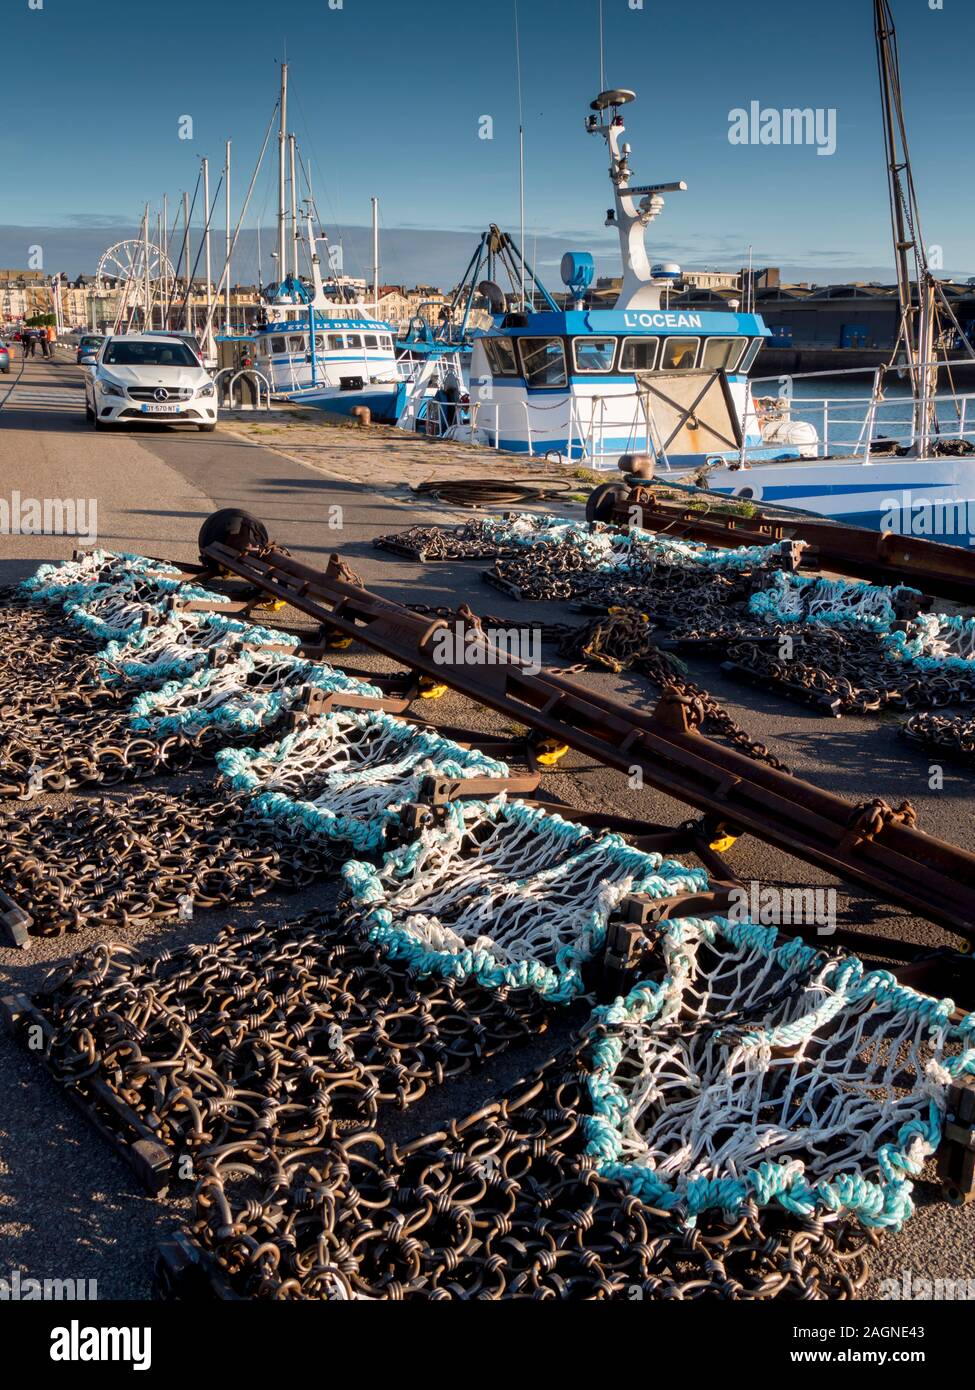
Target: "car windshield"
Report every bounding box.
[103,340,197,367]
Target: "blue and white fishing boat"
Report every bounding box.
[249,66,464,425]
[444,88,817,467]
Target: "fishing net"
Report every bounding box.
[884,612,975,672]
[19,548,182,604]
[217,711,511,853]
[128,649,382,738]
[344,796,708,1002]
[579,915,974,1229]
[99,609,299,686]
[748,572,921,630]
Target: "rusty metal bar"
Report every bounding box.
[199,537,975,941]
[609,488,975,603]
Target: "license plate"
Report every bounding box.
[140,403,182,414]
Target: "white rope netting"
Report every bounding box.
[583,916,975,1228]
[99,611,299,686]
[129,650,382,737]
[217,712,511,852]
[344,797,708,1001]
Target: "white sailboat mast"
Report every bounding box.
[277,63,288,278]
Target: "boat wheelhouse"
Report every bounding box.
[445,89,815,469]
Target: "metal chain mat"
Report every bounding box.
[171,1050,878,1301]
[0,790,335,935]
[35,912,552,1140]
[373,520,975,724]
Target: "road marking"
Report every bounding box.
[1,386,84,410]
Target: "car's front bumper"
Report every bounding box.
[93,397,218,424]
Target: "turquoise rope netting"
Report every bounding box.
[581,915,975,1228]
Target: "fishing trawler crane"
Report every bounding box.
[586,89,687,312]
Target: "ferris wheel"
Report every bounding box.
[96,239,176,291]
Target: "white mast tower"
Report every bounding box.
[585,89,686,312]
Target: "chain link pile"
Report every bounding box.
[555,609,791,769]
[902,710,975,763]
[375,520,521,563]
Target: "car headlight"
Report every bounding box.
[97,378,126,398]
[196,383,215,398]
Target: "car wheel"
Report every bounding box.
[197,423,216,432]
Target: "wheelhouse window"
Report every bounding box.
[270,337,287,354]
[483,337,519,376]
[346,334,363,349]
[701,337,748,371]
[364,334,378,349]
[620,336,660,372]
[313,334,326,351]
[287,334,306,353]
[519,337,568,388]
[660,337,700,370]
[740,338,764,372]
[573,337,617,373]
[327,334,344,351]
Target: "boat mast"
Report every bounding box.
[586,90,686,312]
[289,134,299,278]
[372,197,379,317]
[277,63,288,286]
[203,157,213,333]
[874,0,936,452]
[225,139,232,334]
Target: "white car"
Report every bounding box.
[84,334,218,431]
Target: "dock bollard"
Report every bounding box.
[352,406,372,428]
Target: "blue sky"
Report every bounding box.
[1,0,972,285]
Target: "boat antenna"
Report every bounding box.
[514,0,526,309]
[598,0,605,92]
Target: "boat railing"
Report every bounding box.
[470,398,536,457]
[752,369,975,460]
[213,366,272,411]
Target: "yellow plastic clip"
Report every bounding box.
[257,598,288,613]
[419,678,448,700]
[709,827,739,854]
[536,740,570,767]
[325,633,354,650]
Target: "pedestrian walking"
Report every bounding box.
[40,326,52,359]
[24,328,36,358]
